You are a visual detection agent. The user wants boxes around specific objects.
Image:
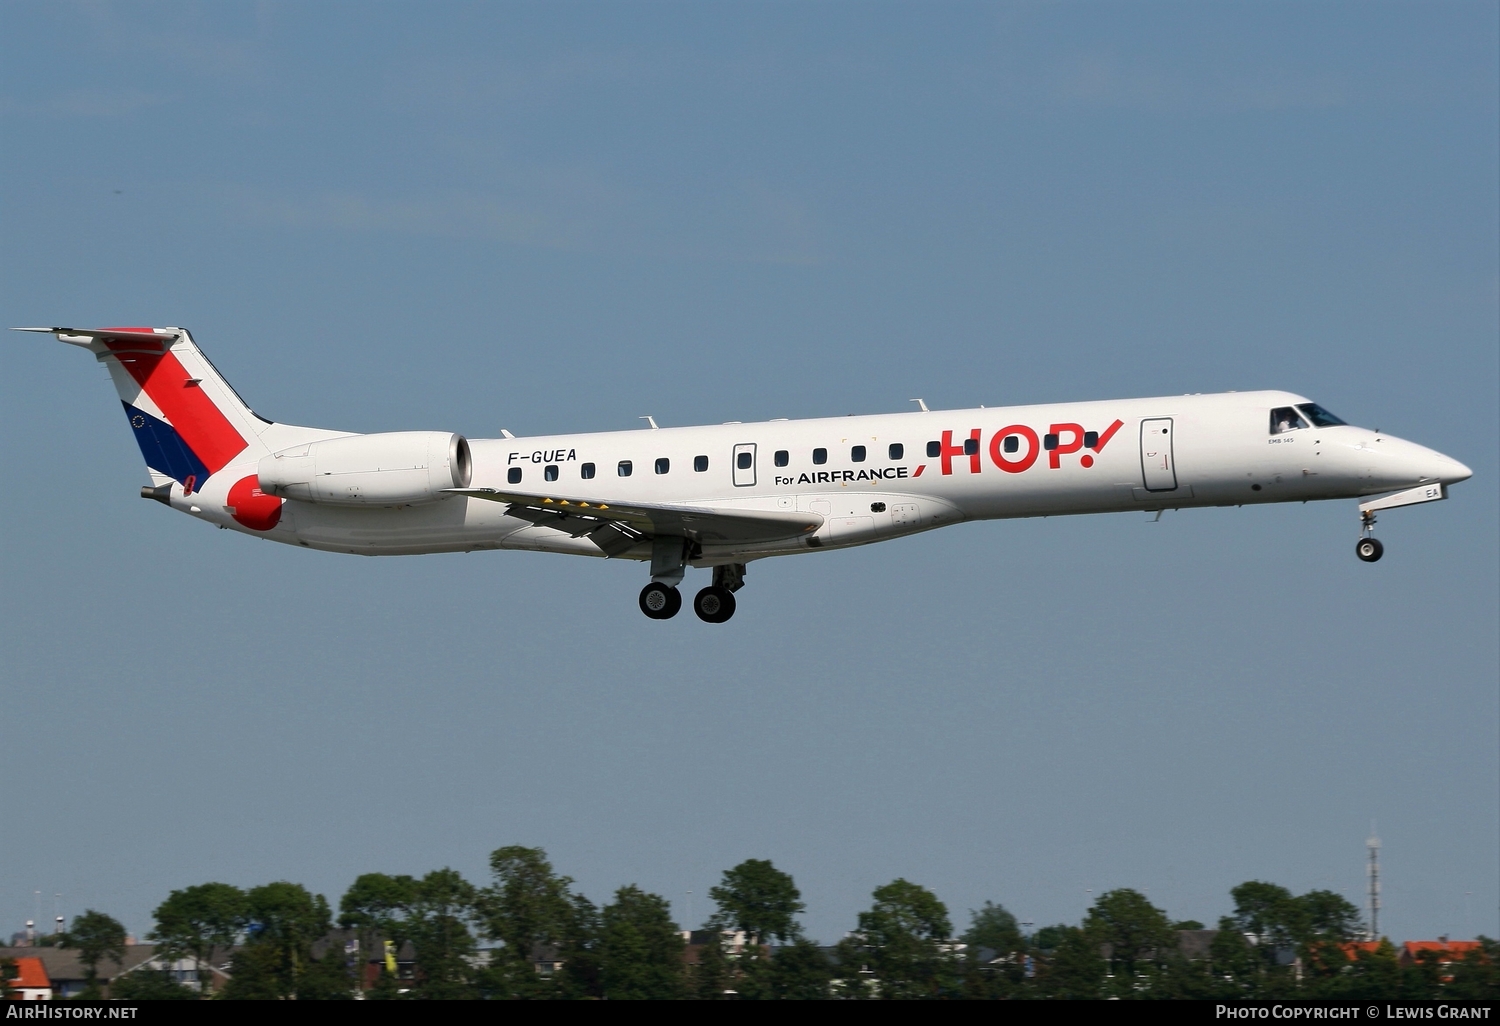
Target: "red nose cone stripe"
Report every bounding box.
[108,343,247,473]
[228,475,283,531]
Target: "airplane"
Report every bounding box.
[22,325,1473,623]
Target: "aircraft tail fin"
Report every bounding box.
[16,326,273,495]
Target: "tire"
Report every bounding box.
[639,582,682,619]
[693,585,737,623]
[1355,537,1384,563]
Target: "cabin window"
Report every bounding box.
[1083,431,1099,448]
[774,450,789,467]
[737,452,753,470]
[1043,434,1058,450]
[1297,403,1347,428]
[694,455,709,472]
[812,448,828,465]
[1270,407,1309,434]
[851,445,866,462]
[508,467,523,484]
[870,501,886,513]
[581,463,596,480]
[926,440,941,458]
[888,443,903,460]
[544,464,559,482]
[1003,435,1019,454]
[618,460,633,477]
[655,458,670,475]
[963,437,979,456]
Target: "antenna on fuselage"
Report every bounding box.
[909,398,929,412]
[640,416,660,430]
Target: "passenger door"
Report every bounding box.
[732,443,757,487]
[1139,418,1177,492]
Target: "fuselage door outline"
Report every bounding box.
[732,442,757,487]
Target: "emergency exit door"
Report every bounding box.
[1139,418,1177,492]
[732,443,756,487]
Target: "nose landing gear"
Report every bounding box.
[1356,510,1383,563]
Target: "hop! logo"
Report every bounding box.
[934,419,1125,475]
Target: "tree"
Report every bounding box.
[959,902,1023,998]
[1,959,18,1000]
[402,869,478,999]
[1445,937,1500,1000]
[554,893,605,999]
[149,882,246,997]
[109,969,197,1000]
[1032,924,1069,953]
[1227,881,1299,959]
[63,910,127,996]
[1322,939,1400,1000]
[691,931,733,999]
[475,846,577,997]
[963,901,1022,959]
[296,943,356,1000]
[842,878,956,999]
[1209,917,1267,998]
[339,873,417,933]
[598,885,686,999]
[220,942,284,1000]
[237,882,332,999]
[708,859,805,944]
[338,872,417,996]
[767,939,833,999]
[1034,925,1106,999]
[1293,890,1363,945]
[1084,888,1176,980]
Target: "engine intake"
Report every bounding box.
[258,431,472,506]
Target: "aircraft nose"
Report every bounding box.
[1433,453,1472,485]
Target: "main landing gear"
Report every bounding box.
[637,560,746,623]
[639,581,682,619]
[693,585,736,624]
[1356,509,1383,563]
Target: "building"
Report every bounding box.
[0,945,158,998]
[6,957,52,1000]
[1399,939,1484,981]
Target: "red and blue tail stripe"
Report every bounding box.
[122,401,213,495]
[103,331,249,493]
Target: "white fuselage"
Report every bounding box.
[169,389,1471,565]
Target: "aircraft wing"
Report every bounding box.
[447,487,821,555]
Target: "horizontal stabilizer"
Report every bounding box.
[13,326,181,346]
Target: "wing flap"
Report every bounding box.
[448,487,821,547]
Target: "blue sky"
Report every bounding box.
[2,1,1496,945]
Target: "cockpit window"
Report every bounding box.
[1297,403,1346,428]
[1270,407,1309,434]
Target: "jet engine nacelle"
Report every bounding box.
[258,431,472,506]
